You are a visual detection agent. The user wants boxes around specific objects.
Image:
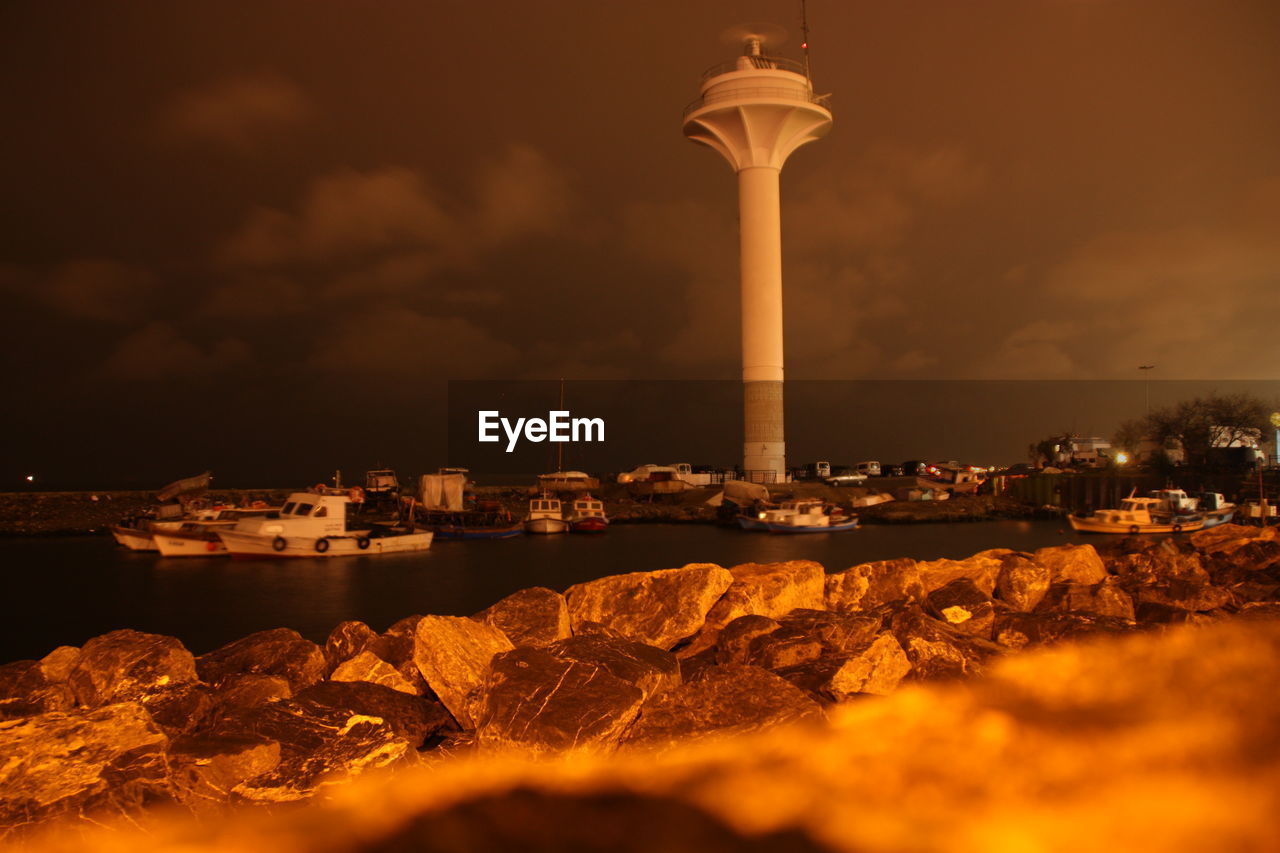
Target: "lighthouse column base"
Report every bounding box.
[743,380,786,483]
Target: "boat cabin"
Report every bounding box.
[234,492,351,538]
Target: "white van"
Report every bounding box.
[854,461,881,477]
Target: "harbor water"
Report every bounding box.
[0,520,1097,662]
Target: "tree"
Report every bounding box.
[1029,431,1076,467]
[1141,392,1272,468]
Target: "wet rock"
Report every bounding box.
[474,647,644,756]
[714,615,782,665]
[38,645,81,682]
[545,634,680,701]
[916,549,1007,596]
[331,650,421,695]
[68,629,198,708]
[891,606,1005,680]
[994,611,1137,649]
[474,586,572,647]
[1137,580,1233,613]
[1037,578,1136,621]
[0,660,76,720]
[197,628,327,693]
[625,665,822,750]
[995,551,1051,611]
[825,557,923,612]
[0,702,170,832]
[323,620,380,671]
[210,684,436,802]
[565,563,734,650]
[680,561,825,657]
[925,577,995,638]
[774,633,912,700]
[412,615,514,729]
[167,733,281,815]
[1033,543,1108,585]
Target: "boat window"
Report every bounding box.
[295,502,315,516]
[314,506,328,518]
[282,502,297,515]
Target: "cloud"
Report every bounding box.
[201,273,308,319]
[0,259,157,323]
[101,322,250,380]
[160,74,309,149]
[308,307,519,377]
[472,145,576,243]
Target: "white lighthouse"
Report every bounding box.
[682,28,832,482]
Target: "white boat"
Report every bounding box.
[153,507,278,557]
[1068,496,1205,535]
[524,495,568,534]
[566,495,609,533]
[754,499,858,533]
[216,491,432,558]
[110,506,231,552]
[1195,492,1236,528]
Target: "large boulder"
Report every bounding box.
[412,615,514,728]
[68,629,198,708]
[925,578,995,639]
[994,611,1138,649]
[331,650,421,695]
[196,628,327,693]
[744,610,881,670]
[891,607,1005,680]
[565,563,734,650]
[916,550,1008,596]
[474,647,644,756]
[774,633,912,700]
[825,558,922,611]
[1037,578,1136,621]
[38,645,81,682]
[680,561,826,657]
[713,615,782,666]
[1033,543,1109,585]
[0,702,170,832]
[544,634,680,701]
[1189,522,1276,555]
[1108,544,1210,588]
[211,673,293,713]
[474,586,572,647]
[995,551,1051,612]
[167,733,281,815]
[0,660,75,720]
[1136,581,1233,614]
[323,620,380,671]
[625,665,822,750]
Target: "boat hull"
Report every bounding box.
[432,524,524,540]
[154,532,227,557]
[109,525,157,551]
[1199,508,1236,528]
[764,518,860,534]
[217,529,433,558]
[1067,516,1204,534]
[736,516,768,531]
[570,517,609,533]
[524,518,569,534]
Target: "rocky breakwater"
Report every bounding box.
[2,524,1279,842]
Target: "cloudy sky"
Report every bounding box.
[2,1,1277,486]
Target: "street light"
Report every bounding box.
[1138,365,1155,415]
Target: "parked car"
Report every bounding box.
[825,471,868,486]
[854,461,881,477]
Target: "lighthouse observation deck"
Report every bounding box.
[682,54,832,120]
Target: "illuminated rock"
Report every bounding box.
[213,672,293,712]
[68,629,197,708]
[917,549,1007,596]
[1137,581,1233,613]
[197,628,326,693]
[994,551,1051,611]
[774,632,912,700]
[167,733,281,815]
[713,615,782,666]
[331,650,421,695]
[565,563,734,650]
[412,615,513,728]
[0,702,169,831]
[544,634,680,701]
[625,665,821,750]
[475,647,644,755]
[37,645,80,682]
[825,557,922,611]
[1037,577,1136,621]
[1034,543,1109,585]
[0,660,75,720]
[323,620,380,671]
[890,606,1004,679]
[474,586,572,647]
[925,577,995,638]
[680,561,825,657]
[994,610,1138,649]
[142,682,215,736]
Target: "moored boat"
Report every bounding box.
[524,495,569,534]
[1068,496,1204,534]
[216,490,432,558]
[567,494,609,533]
[753,499,859,533]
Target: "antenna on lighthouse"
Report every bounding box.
[799,0,813,81]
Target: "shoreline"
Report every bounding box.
[0,487,1050,537]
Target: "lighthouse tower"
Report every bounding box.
[683,30,832,482]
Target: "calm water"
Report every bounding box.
[0,521,1094,662]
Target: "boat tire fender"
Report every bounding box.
[1172,523,1182,534]
[315,538,330,553]
[356,536,370,550]
[1129,525,1140,535]
[272,536,287,552]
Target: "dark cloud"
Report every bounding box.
[101,322,250,380]
[159,73,309,149]
[3,259,157,323]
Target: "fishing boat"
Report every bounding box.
[524,495,569,534]
[152,506,278,557]
[748,499,860,533]
[1068,496,1204,535]
[432,522,524,541]
[1195,492,1236,528]
[216,490,432,558]
[566,494,609,533]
